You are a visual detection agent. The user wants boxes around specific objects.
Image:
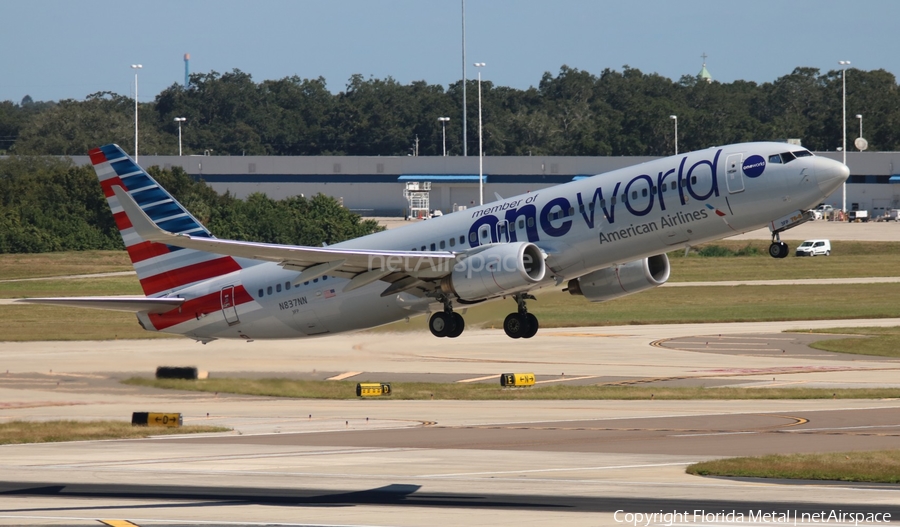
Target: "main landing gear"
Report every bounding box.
[768,233,789,259]
[503,293,539,339]
[428,296,465,338]
[428,293,540,339]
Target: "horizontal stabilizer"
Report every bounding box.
[17,297,185,314]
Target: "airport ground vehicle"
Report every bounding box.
[847,210,869,222]
[812,204,834,220]
[795,239,831,256]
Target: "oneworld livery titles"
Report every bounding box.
[467,149,726,245]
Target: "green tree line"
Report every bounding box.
[2,65,898,158]
[0,156,382,254]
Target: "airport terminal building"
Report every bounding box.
[66,150,900,218]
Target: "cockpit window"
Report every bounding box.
[768,154,783,164]
[780,151,796,163]
[793,149,813,158]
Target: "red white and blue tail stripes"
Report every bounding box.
[89,144,243,297]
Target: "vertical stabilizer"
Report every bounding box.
[89,144,242,297]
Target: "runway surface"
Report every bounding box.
[2,319,900,526]
[3,221,900,525]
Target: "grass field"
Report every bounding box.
[0,420,229,445]
[376,282,900,333]
[797,326,900,358]
[122,377,900,400]
[4,243,900,340]
[0,251,132,280]
[687,450,900,483]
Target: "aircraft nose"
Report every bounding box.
[815,157,850,195]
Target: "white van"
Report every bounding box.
[795,239,831,256]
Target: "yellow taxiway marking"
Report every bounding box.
[456,374,501,383]
[551,332,627,338]
[99,521,140,527]
[326,371,363,381]
[535,375,599,384]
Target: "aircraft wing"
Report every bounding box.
[112,186,457,294]
[17,296,185,314]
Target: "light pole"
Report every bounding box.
[839,60,850,213]
[131,64,142,162]
[669,115,678,155]
[475,62,486,205]
[438,117,450,156]
[461,0,467,157]
[174,117,186,156]
[856,114,863,140]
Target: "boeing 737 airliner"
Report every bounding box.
[22,143,849,342]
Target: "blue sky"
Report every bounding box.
[1,0,896,103]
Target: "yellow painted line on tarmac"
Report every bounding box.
[535,375,599,384]
[678,347,774,352]
[751,380,810,388]
[326,371,363,381]
[456,374,501,383]
[551,332,627,338]
[99,521,141,527]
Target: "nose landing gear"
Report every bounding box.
[768,234,789,259]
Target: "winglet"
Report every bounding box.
[112,186,176,244]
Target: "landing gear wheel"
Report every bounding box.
[429,312,451,338]
[522,313,539,339]
[503,313,525,339]
[768,241,789,259]
[447,312,465,338]
[777,242,789,258]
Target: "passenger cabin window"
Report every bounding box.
[459,235,465,244]
[276,283,282,293]
[258,289,264,298]
[449,237,455,247]
[285,282,291,290]
[267,286,273,295]
[430,243,436,251]
[469,232,477,243]
[440,240,446,249]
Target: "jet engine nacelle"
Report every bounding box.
[567,254,670,303]
[441,242,546,301]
